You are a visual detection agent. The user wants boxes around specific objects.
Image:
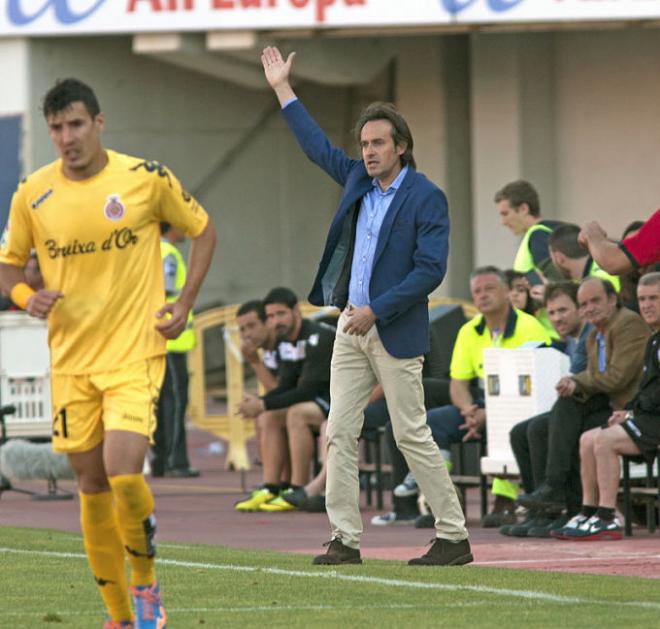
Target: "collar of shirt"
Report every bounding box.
[474,306,519,339]
[370,165,408,196]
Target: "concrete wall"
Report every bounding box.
[554,28,660,236]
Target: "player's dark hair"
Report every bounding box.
[42,78,100,119]
[263,287,298,310]
[237,300,267,322]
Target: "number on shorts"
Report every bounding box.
[53,408,68,438]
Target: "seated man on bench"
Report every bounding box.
[558,271,660,540]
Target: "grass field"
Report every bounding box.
[1,526,659,628]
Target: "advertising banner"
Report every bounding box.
[3,1,660,37]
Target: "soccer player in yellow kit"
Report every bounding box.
[0,79,216,629]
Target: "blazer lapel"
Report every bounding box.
[371,170,414,269]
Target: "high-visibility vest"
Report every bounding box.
[513,222,555,275]
[161,240,196,353]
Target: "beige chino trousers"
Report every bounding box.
[325,309,469,549]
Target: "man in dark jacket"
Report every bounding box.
[261,45,471,567]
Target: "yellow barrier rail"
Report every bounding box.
[188,298,476,472]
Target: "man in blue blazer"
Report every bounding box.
[261,46,472,566]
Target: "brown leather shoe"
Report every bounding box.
[312,539,362,565]
[408,538,473,566]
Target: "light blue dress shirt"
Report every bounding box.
[596,331,607,373]
[348,166,408,307]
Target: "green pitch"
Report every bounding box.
[1,526,658,628]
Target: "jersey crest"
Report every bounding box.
[104,194,125,221]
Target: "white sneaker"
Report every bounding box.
[393,472,419,497]
[370,511,417,526]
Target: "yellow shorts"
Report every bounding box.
[50,356,166,454]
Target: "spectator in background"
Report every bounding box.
[549,224,621,291]
[506,281,592,538]
[579,209,660,275]
[518,278,649,524]
[0,251,43,310]
[504,270,537,316]
[235,287,334,513]
[371,266,552,528]
[237,299,281,469]
[237,299,279,392]
[495,180,563,286]
[556,271,660,540]
[151,222,200,478]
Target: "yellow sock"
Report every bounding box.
[79,491,132,622]
[109,474,157,587]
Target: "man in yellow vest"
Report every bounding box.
[151,222,200,478]
[495,180,564,286]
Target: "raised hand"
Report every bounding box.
[578,221,608,249]
[261,46,297,105]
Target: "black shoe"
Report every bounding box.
[312,539,362,565]
[509,510,553,538]
[301,495,326,513]
[279,487,308,507]
[527,513,570,538]
[164,467,201,478]
[414,513,435,529]
[482,496,517,528]
[517,484,565,511]
[408,538,473,566]
[499,521,519,536]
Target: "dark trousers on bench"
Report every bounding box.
[545,394,612,511]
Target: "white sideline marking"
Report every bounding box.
[478,554,660,566]
[2,547,660,611]
[0,602,488,618]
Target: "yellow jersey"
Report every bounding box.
[0,150,209,374]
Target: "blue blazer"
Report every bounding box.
[282,100,450,359]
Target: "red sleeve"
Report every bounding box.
[621,209,660,268]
